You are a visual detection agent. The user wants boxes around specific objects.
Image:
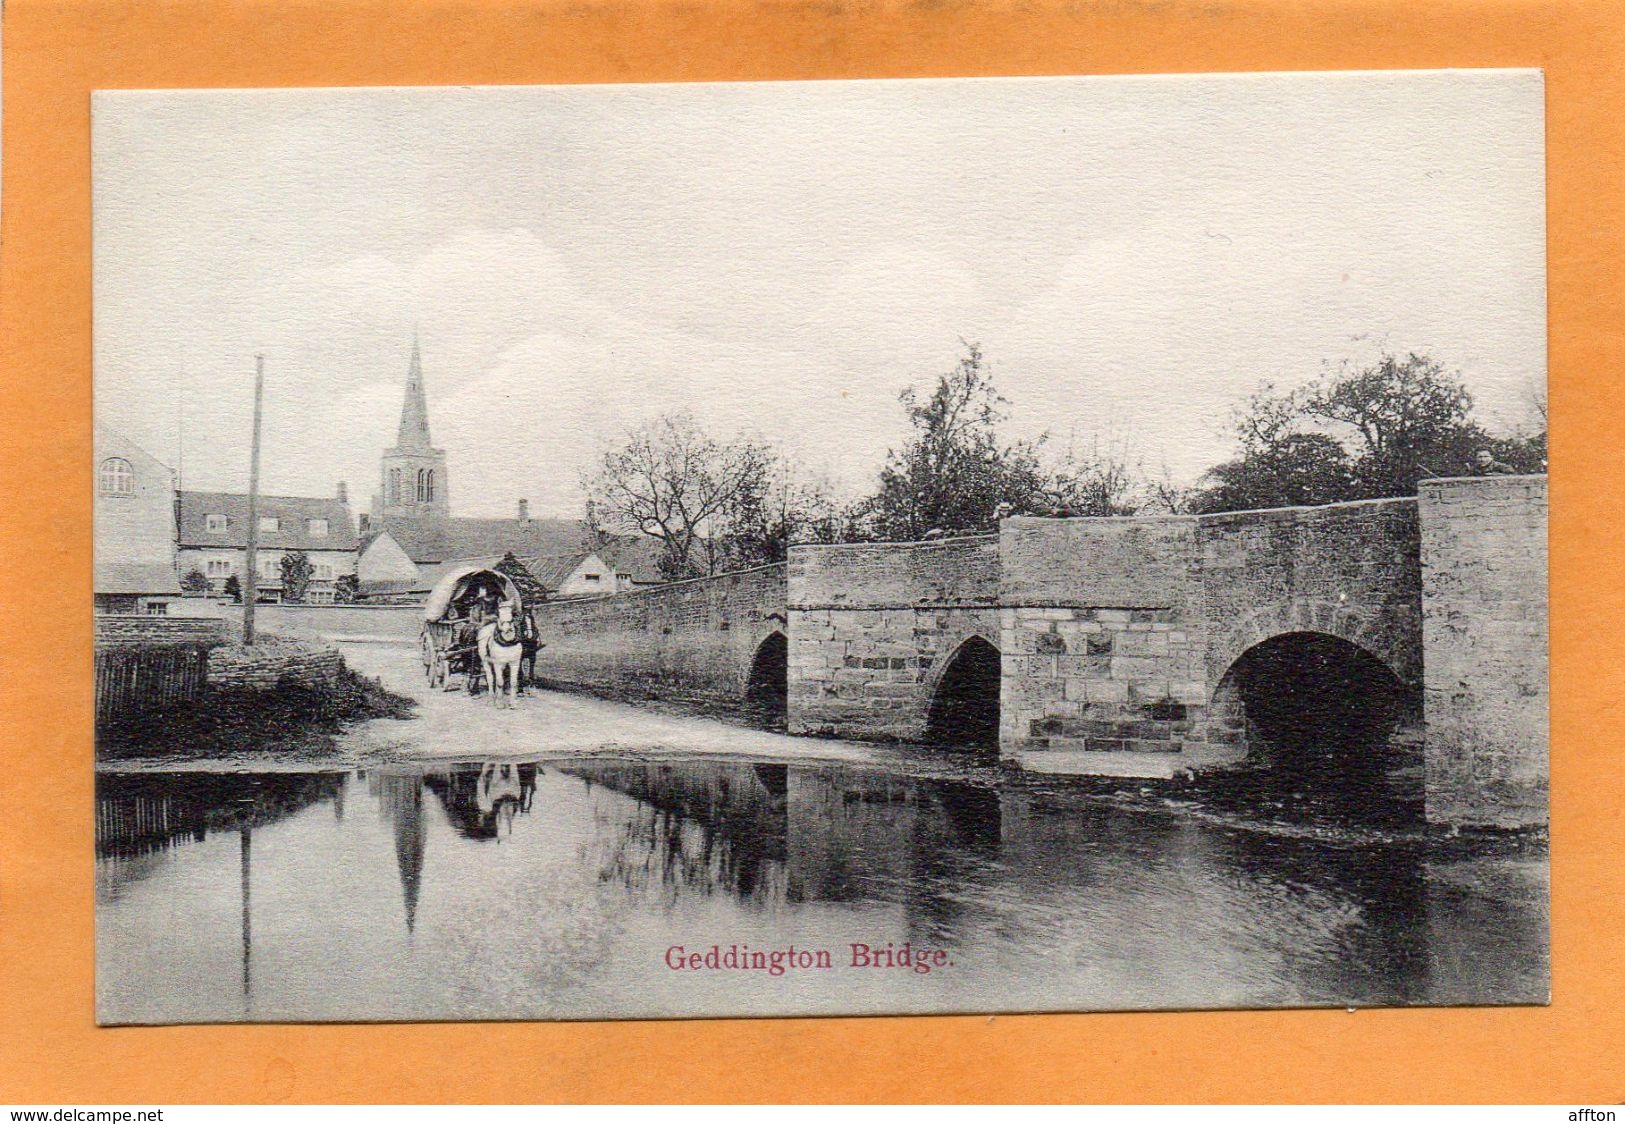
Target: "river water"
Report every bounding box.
[95,751,1548,1024]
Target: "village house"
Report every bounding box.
[94,423,182,615]
[358,508,662,599]
[524,549,651,598]
[176,487,358,603]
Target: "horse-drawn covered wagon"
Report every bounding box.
[420,565,541,703]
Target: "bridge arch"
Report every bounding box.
[924,635,1001,751]
[1209,599,1420,691]
[742,629,788,720]
[1207,629,1420,784]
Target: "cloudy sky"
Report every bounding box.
[93,71,1545,518]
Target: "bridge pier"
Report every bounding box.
[1418,476,1548,828]
[785,537,1003,743]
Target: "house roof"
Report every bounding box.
[518,552,596,590]
[357,577,429,598]
[519,537,671,590]
[596,536,665,584]
[179,491,357,551]
[95,562,181,595]
[363,515,588,566]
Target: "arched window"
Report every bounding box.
[424,469,435,503]
[388,468,401,504]
[99,457,134,495]
[415,468,427,503]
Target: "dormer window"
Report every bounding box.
[308,518,329,537]
[259,516,280,533]
[584,573,601,584]
[206,514,230,533]
[99,457,134,495]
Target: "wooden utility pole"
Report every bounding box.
[242,357,265,646]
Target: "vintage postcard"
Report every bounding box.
[92,70,1549,1025]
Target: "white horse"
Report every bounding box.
[477,601,525,708]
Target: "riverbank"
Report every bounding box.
[96,662,415,765]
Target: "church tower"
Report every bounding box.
[379,337,450,519]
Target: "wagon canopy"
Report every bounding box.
[423,565,526,622]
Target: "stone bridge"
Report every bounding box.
[530,475,1547,827]
[529,562,790,712]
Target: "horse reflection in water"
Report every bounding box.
[424,762,538,841]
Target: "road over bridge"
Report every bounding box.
[530,474,1547,828]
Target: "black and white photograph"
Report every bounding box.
[92,70,1549,1025]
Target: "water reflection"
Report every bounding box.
[424,763,538,841]
[94,759,1547,1024]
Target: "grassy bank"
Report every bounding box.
[97,663,416,763]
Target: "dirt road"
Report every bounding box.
[337,641,908,768]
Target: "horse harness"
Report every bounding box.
[487,618,523,651]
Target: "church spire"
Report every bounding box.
[396,335,433,450]
[379,333,450,519]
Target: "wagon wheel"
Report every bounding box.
[421,633,436,681]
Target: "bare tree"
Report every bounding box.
[1042,428,1150,517]
[583,412,776,580]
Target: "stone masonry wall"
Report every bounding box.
[1419,475,1548,827]
[207,638,345,691]
[787,536,1000,740]
[529,563,788,706]
[95,615,226,648]
[1198,496,1423,689]
[997,500,1425,772]
[997,517,1209,766]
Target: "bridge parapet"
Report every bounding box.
[529,562,788,707]
[1197,495,1423,687]
[788,533,1000,609]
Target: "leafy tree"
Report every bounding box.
[862,342,1054,539]
[222,573,242,604]
[179,567,211,594]
[1309,352,1478,495]
[279,550,314,604]
[1192,351,1539,513]
[1043,431,1157,518]
[712,464,854,569]
[333,573,360,604]
[494,551,548,605]
[1193,433,1355,513]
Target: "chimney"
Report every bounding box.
[518,498,530,523]
[337,481,349,504]
[358,513,370,535]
